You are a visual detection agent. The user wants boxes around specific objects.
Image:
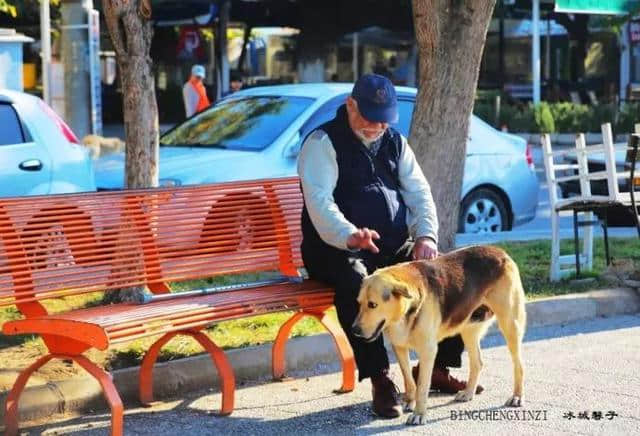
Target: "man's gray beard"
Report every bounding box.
[355,130,383,146]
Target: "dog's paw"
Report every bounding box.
[454,390,474,402]
[403,399,416,412]
[504,395,522,407]
[406,412,427,425]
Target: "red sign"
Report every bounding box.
[176,26,207,61]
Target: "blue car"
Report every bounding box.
[94,83,539,233]
[0,89,96,197]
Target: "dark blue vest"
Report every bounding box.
[301,105,408,255]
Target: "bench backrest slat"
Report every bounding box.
[0,177,304,312]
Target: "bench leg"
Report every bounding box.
[4,354,124,436]
[139,330,235,416]
[4,354,55,436]
[272,312,305,380]
[70,355,124,436]
[273,310,355,393]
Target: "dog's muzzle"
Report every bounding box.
[352,319,385,342]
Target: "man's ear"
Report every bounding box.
[391,284,412,299]
[346,96,356,107]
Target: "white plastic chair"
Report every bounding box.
[542,123,639,281]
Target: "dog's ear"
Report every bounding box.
[391,284,412,299]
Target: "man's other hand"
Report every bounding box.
[412,237,438,260]
[346,228,380,253]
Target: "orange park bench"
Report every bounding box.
[0,177,355,436]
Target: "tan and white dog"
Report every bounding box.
[352,245,526,425]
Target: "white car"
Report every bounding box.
[94,83,539,233]
[0,89,96,197]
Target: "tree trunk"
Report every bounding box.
[410,0,496,252]
[102,0,156,302]
[103,0,158,190]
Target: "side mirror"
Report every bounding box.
[283,132,302,158]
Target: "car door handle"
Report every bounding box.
[19,159,43,171]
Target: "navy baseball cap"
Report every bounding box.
[351,73,398,123]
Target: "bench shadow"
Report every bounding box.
[20,395,513,435]
[13,314,640,434]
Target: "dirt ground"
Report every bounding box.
[0,341,109,392]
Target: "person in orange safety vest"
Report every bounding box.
[182,64,210,118]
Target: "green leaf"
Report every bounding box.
[0,0,17,17]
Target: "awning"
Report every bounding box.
[555,0,640,15]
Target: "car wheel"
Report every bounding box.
[458,188,510,233]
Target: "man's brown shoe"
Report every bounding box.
[412,365,484,394]
[371,371,402,418]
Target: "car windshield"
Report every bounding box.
[160,96,314,151]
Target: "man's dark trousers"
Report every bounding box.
[302,239,464,381]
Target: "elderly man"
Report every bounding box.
[297,74,479,418]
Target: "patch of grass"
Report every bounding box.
[0,292,104,349]
[496,238,640,299]
[104,311,334,370]
[2,238,639,372]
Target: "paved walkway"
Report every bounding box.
[23,313,640,435]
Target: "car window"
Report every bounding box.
[161,96,315,151]
[0,104,25,145]
[392,99,414,137]
[299,94,348,140]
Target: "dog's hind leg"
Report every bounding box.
[486,260,526,407]
[493,298,525,407]
[455,325,486,402]
[392,344,415,411]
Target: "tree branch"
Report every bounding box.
[103,0,135,58]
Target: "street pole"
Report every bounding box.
[61,0,92,139]
[216,0,230,100]
[532,0,541,104]
[40,0,51,105]
[352,32,359,80]
[545,14,551,83]
[499,0,505,89]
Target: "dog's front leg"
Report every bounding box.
[392,344,415,411]
[406,340,437,425]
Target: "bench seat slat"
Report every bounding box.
[1,281,334,348]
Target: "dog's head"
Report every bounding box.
[351,269,416,342]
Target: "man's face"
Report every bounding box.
[192,75,203,83]
[346,97,388,144]
[230,80,242,91]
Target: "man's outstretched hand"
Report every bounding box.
[412,236,438,260]
[346,228,380,253]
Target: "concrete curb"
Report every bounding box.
[2,287,639,426]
